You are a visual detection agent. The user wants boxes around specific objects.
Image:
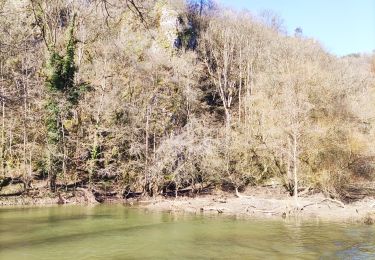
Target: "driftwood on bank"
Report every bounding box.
[301,198,345,210]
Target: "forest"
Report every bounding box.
[0,0,375,203]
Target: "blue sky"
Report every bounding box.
[218,0,375,56]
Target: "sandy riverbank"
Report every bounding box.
[138,191,375,224]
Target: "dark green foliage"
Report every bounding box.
[62,19,76,90]
[46,51,64,91]
[176,14,198,50]
[45,14,77,145]
[46,14,76,93]
[177,27,196,49]
[67,83,92,105]
[45,99,60,144]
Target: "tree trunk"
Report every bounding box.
[238,46,242,123]
[292,132,299,207]
[50,172,57,192]
[0,62,5,177]
[144,106,151,196]
[22,55,29,179]
[224,108,231,175]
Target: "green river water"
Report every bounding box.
[0,204,374,259]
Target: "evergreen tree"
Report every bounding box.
[45,14,77,191]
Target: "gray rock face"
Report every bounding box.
[159,5,180,49]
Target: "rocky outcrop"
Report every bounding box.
[158,3,180,49]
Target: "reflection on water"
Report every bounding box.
[0,205,374,259]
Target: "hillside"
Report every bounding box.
[1,0,375,205]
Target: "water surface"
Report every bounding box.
[0,205,374,259]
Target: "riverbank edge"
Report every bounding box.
[138,195,375,225]
[1,190,375,225]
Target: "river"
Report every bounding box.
[0,204,374,259]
